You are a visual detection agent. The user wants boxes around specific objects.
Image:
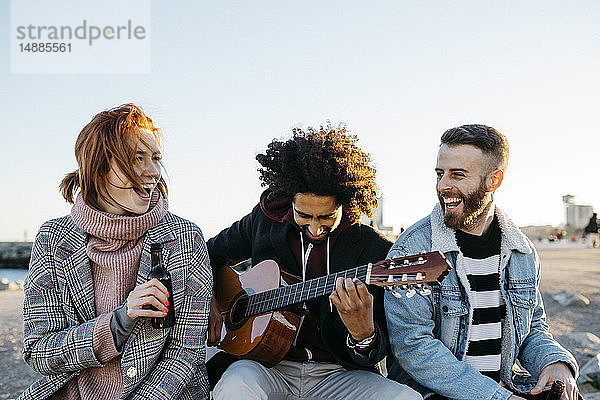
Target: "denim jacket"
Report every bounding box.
[385,204,578,400]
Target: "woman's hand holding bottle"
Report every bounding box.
[126,278,170,319]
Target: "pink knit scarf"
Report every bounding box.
[71,191,168,269]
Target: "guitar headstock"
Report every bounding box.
[367,251,451,298]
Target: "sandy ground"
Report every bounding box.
[536,246,600,377]
[1,245,599,399]
[0,290,39,399]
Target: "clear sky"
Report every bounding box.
[1,1,599,241]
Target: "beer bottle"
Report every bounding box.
[149,243,175,328]
[545,380,565,400]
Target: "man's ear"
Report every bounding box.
[488,169,504,192]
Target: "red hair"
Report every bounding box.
[60,104,168,209]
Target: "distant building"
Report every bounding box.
[566,205,593,229]
[520,194,593,241]
[563,194,593,230]
[361,196,395,238]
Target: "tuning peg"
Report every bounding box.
[391,287,403,298]
[406,288,416,298]
[420,286,432,296]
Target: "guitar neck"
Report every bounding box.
[244,264,369,318]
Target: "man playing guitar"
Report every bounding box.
[207,123,421,399]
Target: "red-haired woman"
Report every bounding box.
[20,104,211,400]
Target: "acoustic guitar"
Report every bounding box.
[214,251,451,367]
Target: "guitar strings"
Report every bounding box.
[241,267,367,317]
[221,256,440,320]
[239,270,426,318]
[224,271,427,317]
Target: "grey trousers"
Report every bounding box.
[212,359,423,400]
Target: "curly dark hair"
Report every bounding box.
[256,122,378,220]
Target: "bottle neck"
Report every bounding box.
[150,250,167,278]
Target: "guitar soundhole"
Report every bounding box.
[226,293,250,331]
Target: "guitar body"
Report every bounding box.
[215,260,301,367]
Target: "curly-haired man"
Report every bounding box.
[207,124,421,399]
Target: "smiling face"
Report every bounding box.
[97,129,162,215]
[435,144,497,233]
[292,193,343,243]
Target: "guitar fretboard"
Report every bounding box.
[242,264,369,318]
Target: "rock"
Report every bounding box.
[578,354,600,389]
[552,290,591,306]
[563,332,600,354]
[0,279,24,291]
[584,392,600,400]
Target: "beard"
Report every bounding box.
[439,179,491,231]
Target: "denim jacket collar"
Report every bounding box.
[430,203,532,255]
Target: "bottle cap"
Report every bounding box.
[151,243,161,252]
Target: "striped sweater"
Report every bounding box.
[455,216,504,382]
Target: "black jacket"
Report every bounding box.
[207,202,393,371]
[585,215,599,233]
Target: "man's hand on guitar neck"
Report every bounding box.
[208,293,223,346]
[329,277,375,341]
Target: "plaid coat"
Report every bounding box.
[19,212,212,400]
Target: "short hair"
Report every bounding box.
[256,122,378,220]
[59,104,168,208]
[440,124,509,174]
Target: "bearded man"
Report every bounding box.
[385,125,580,400]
